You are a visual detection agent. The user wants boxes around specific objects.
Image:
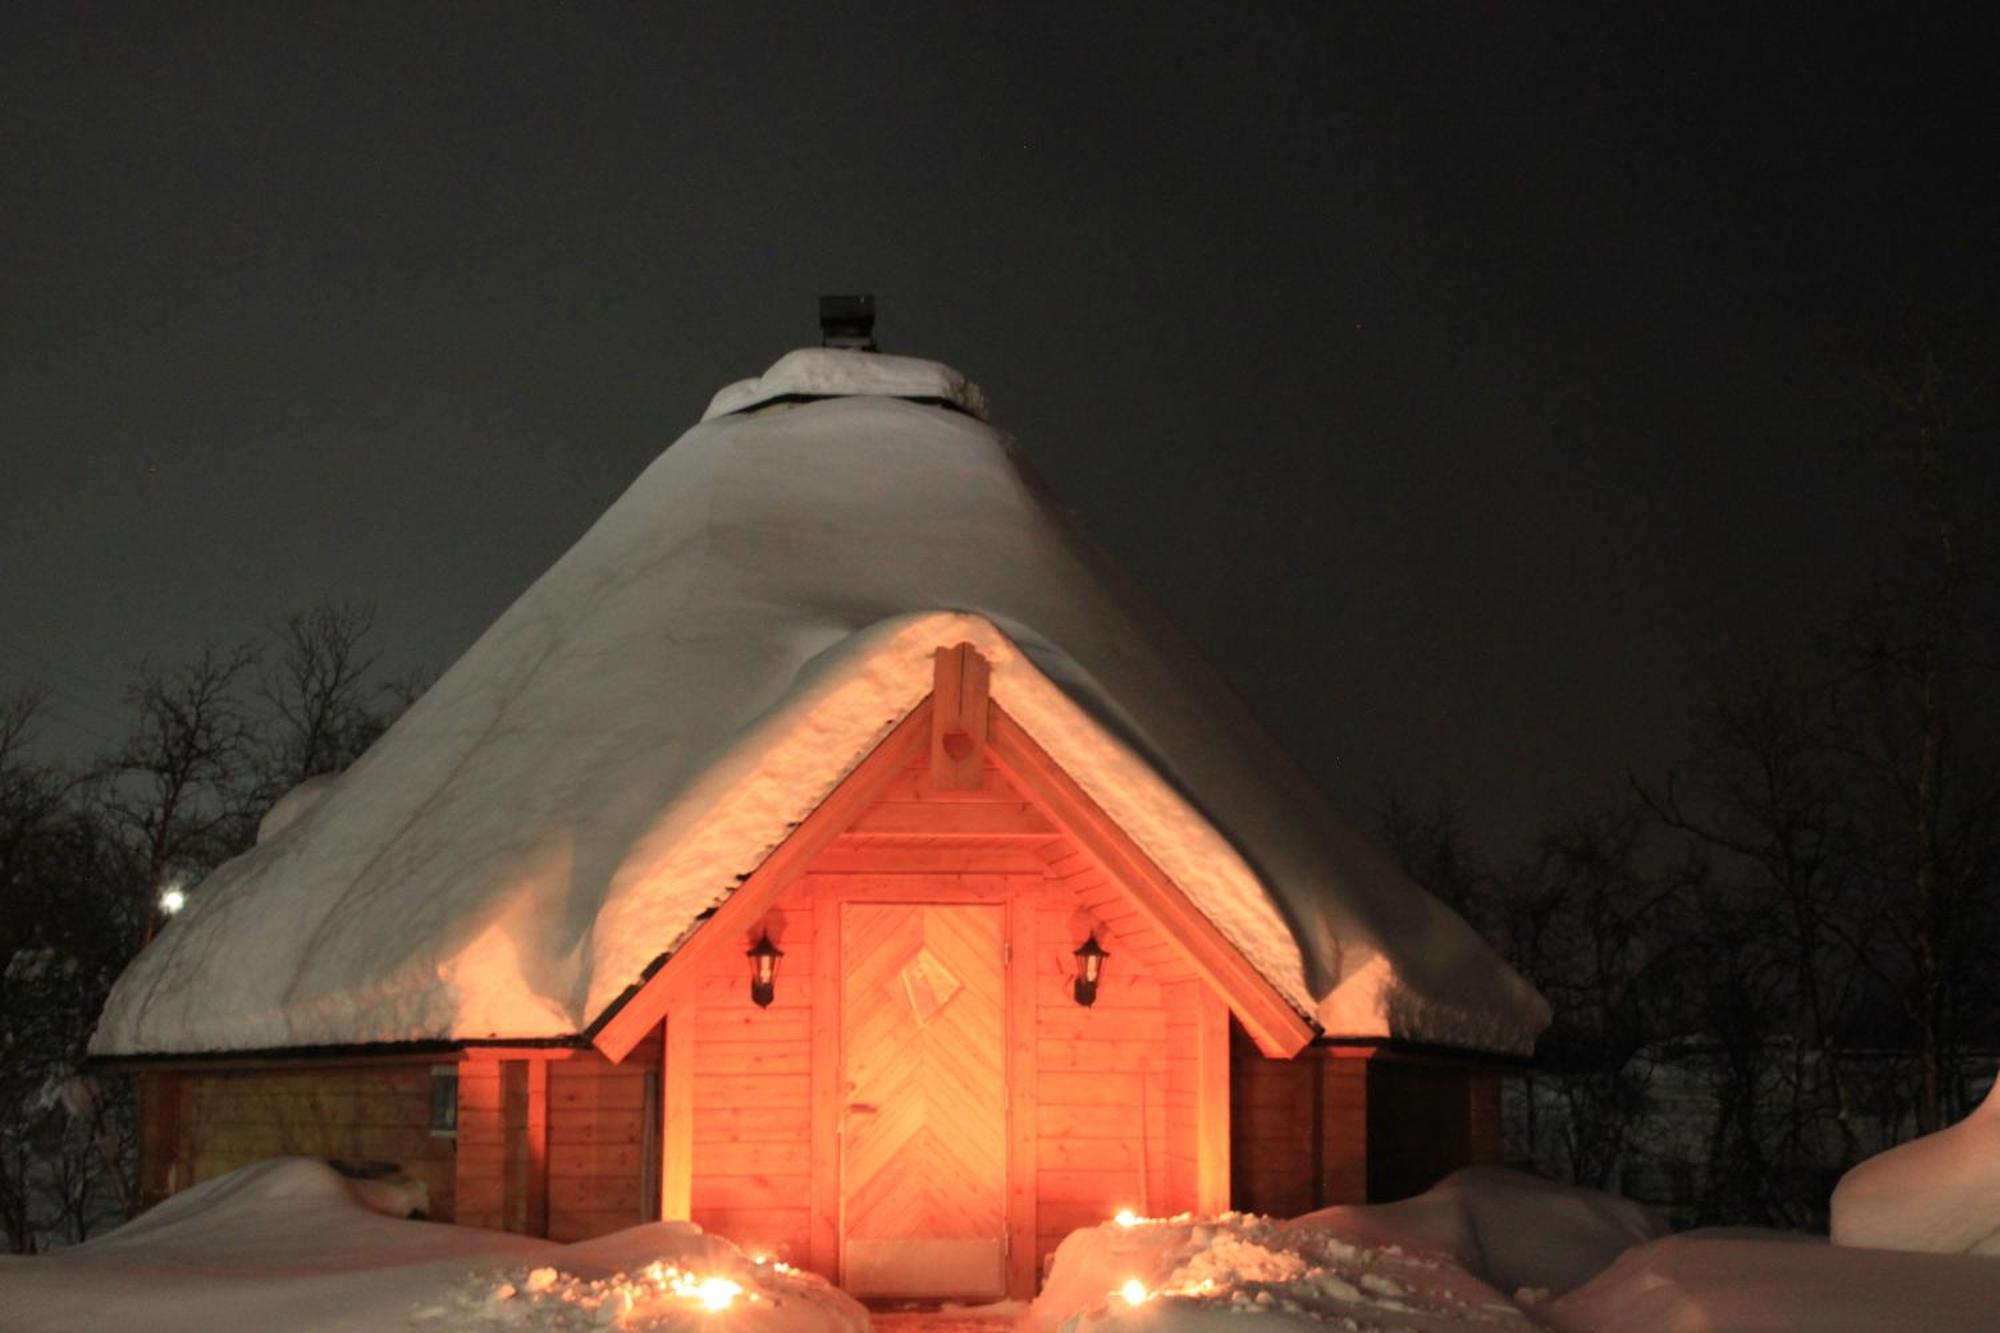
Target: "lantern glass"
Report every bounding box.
[748,932,784,1008]
[1073,934,1109,1007]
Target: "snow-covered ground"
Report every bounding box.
[6,1157,2000,1330]
[1831,1075,2000,1255]
[1033,1167,1664,1332]
[0,1159,869,1333]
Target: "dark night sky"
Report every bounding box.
[3,3,1996,846]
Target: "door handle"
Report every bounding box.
[847,1102,878,1115]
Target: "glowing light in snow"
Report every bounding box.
[1115,1208,1141,1227]
[491,1260,759,1319]
[694,1277,742,1311]
[159,886,187,916]
[1121,1279,1150,1306]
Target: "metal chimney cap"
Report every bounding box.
[819,294,877,351]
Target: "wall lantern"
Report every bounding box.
[1073,934,1109,1007]
[747,932,784,1008]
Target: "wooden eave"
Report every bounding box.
[590,643,1317,1064]
[86,1034,591,1074]
[588,698,940,1062]
[986,703,1314,1058]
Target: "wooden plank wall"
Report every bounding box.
[1365,1060,1474,1203]
[1468,1070,1504,1166]
[1037,830,1190,1260]
[1229,1021,1320,1216]
[455,1060,510,1230]
[138,1072,184,1210]
[686,879,815,1263]
[1162,979,1204,1213]
[548,1051,657,1241]
[1321,1054,1370,1204]
[462,1050,659,1239]
[1229,1036,1511,1215]
[176,1064,456,1220]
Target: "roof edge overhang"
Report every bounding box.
[1312,1036,1536,1070]
[95,612,1537,1062]
[86,1034,592,1073]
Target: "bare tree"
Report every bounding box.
[1640,651,1869,1165]
[256,600,386,798]
[0,606,416,1250]
[0,693,135,1251]
[99,645,259,945]
[1377,787,1697,1195]
[1831,304,1998,1132]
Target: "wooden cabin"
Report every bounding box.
[99,343,1545,1302]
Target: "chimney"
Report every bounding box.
[819,294,877,351]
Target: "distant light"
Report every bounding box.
[1115,1208,1141,1228]
[1121,1279,1149,1306]
[158,886,187,916]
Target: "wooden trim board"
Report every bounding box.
[987,704,1315,1058]
[661,1015,694,1220]
[591,701,935,1062]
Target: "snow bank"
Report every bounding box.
[1033,1210,1525,1333]
[1296,1166,1668,1301]
[1032,1171,2000,1333]
[1830,1078,2000,1255]
[416,1246,868,1331]
[1032,1170,1669,1333]
[0,1158,868,1333]
[94,356,1547,1059]
[1545,1231,2000,1332]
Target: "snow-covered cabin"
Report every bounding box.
[92,340,1548,1300]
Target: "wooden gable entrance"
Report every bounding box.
[589,643,1314,1298]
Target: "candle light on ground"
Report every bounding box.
[692,1277,742,1311]
[1121,1278,1149,1306]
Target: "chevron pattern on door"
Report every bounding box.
[840,902,1008,1299]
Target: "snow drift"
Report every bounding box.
[16,1159,2000,1333]
[0,1158,869,1333]
[1830,1077,2000,1255]
[1545,1231,2000,1332]
[1295,1165,1669,1299]
[1033,1168,1664,1333]
[92,349,1546,1058]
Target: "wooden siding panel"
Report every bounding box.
[176,1064,456,1224]
[1366,1061,1474,1203]
[1321,1055,1370,1206]
[545,1053,655,1242]
[688,880,816,1266]
[1229,1022,1320,1217]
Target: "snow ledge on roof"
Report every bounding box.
[701,348,989,421]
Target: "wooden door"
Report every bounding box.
[840,902,1008,1299]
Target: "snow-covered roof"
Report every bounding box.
[91,349,1549,1058]
[702,348,989,422]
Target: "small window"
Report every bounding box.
[429,1066,459,1137]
